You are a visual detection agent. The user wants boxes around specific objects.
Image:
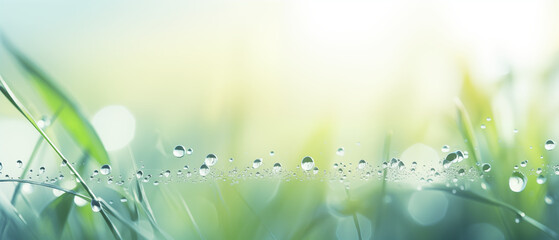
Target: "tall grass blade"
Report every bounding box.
[1,37,110,165]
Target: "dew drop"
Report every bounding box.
[336,147,345,156]
[0,162,2,171]
[269,151,275,156]
[537,175,547,184]
[91,198,102,212]
[173,145,186,158]
[301,156,315,171]
[136,170,143,179]
[333,163,339,169]
[482,163,491,172]
[16,160,22,168]
[397,161,405,170]
[358,160,367,169]
[390,158,399,168]
[313,167,319,175]
[39,167,45,174]
[100,164,111,175]
[229,158,234,162]
[441,145,450,153]
[509,171,527,192]
[458,169,465,176]
[273,163,282,173]
[186,148,193,155]
[163,170,171,177]
[520,161,527,167]
[253,158,263,169]
[199,164,210,176]
[480,124,486,129]
[205,154,218,166]
[545,140,555,151]
[545,195,554,205]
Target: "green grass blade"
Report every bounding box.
[431,187,558,240]
[39,193,75,239]
[372,131,391,238]
[1,38,110,165]
[455,98,483,169]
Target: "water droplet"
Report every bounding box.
[441,145,450,153]
[199,164,210,176]
[397,161,405,170]
[301,156,314,171]
[253,158,263,169]
[482,163,491,172]
[536,168,542,174]
[486,117,491,121]
[186,148,193,155]
[520,161,527,167]
[455,151,464,162]
[458,169,465,176]
[537,175,547,184]
[336,147,345,156]
[333,163,339,168]
[205,154,218,166]
[229,158,234,162]
[173,145,186,158]
[120,198,128,203]
[269,151,275,156]
[39,167,45,174]
[92,170,99,176]
[273,163,282,173]
[163,170,171,177]
[545,140,555,151]
[545,195,554,205]
[390,158,399,168]
[313,167,319,174]
[358,160,367,169]
[509,171,527,192]
[0,162,2,171]
[136,171,143,178]
[100,164,111,175]
[91,198,102,212]
[480,124,486,129]
[16,160,22,168]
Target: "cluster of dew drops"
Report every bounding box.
[1,139,558,213]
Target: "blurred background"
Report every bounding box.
[1,0,559,239]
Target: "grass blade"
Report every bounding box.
[1,37,110,165]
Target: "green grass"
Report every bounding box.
[1,39,559,240]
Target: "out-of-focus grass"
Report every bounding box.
[2,27,559,240]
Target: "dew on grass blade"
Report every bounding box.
[545,140,555,151]
[301,156,314,171]
[91,198,102,212]
[390,158,399,168]
[199,164,210,176]
[253,158,263,169]
[100,164,111,175]
[136,170,143,178]
[205,154,218,166]
[173,145,186,158]
[545,195,554,205]
[509,171,527,192]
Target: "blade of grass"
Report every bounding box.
[0,76,120,239]
[455,98,483,170]
[430,187,558,240]
[2,37,110,165]
[39,193,75,239]
[372,131,391,239]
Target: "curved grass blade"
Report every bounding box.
[0,76,121,240]
[430,187,558,240]
[1,38,110,165]
[40,193,75,239]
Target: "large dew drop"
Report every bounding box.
[173,145,186,158]
[205,154,218,166]
[273,163,282,173]
[199,164,210,176]
[100,164,111,175]
[482,163,491,172]
[545,140,556,151]
[91,198,102,212]
[509,171,527,192]
[301,156,315,171]
[253,158,263,169]
[358,160,367,169]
